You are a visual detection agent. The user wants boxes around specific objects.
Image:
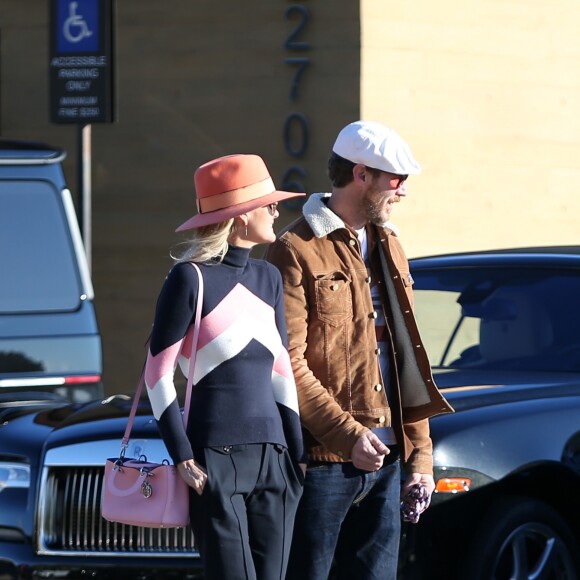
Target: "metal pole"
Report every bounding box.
[77,123,92,272]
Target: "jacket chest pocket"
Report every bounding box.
[314,272,353,326]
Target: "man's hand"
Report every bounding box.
[402,472,435,512]
[351,431,390,471]
[177,459,207,496]
[402,472,435,496]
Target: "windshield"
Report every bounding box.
[412,265,580,373]
[0,181,82,313]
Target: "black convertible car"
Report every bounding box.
[2,246,580,579]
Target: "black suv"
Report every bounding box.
[0,140,103,403]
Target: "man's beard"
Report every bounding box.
[364,189,391,226]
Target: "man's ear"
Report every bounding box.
[354,164,366,183]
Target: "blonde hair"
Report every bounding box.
[171,219,235,264]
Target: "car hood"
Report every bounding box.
[432,368,580,412]
[0,394,160,462]
[5,370,579,441]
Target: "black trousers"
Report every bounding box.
[190,443,303,580]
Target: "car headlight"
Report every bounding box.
[0,462,30,492]
[431,465,495,505]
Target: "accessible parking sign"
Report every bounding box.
[49,0,115,124]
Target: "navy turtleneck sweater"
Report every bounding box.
[144,245,305,466]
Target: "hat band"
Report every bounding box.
[197,177,275,214]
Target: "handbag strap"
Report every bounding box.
[121,262,204,450]
[182,263,203,426]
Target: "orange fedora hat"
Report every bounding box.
[175,154,305,231]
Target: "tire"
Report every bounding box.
[461,497,579,580]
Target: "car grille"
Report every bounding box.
[37,466,198,556]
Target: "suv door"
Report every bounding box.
[0,140,103,403]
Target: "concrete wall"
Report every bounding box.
[2,0,579,396]
[361,0,580,257]
[0,0,360,395]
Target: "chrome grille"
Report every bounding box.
[38,466,198,556]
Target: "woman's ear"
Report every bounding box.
[233,214,248,228]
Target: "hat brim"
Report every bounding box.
[175,189,305,232]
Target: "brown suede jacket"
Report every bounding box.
[265,193,453,475]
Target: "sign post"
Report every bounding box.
[49,0,115,271]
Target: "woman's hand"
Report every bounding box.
[177,459,207,496]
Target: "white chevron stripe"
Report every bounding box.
[146,373,178,419]
[193,310,283,382]
[272,372,299,412]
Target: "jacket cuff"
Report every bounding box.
[402,418,433,475]
[321,423,370,460]
[404,450,434,476]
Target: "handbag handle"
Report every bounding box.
[121,262,204,450]
[106,466,150,497]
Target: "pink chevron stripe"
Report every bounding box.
[145,341,182,390]
[196,284,274,350]
[273,350,294,381]
[181,326,194,361]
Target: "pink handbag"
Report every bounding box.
[102,458,190,527]
[101,263,203,528]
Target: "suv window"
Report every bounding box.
[413,266,580,373]
[0,181,82,313]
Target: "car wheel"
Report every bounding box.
[461,497,579,580]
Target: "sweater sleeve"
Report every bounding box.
[144,263,199,465]
[270,265,307,464]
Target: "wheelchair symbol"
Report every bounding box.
[63,1,93,43]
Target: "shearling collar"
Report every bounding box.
[303,192,400,238]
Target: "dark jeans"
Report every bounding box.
[190,443,304,580]
[286,450,401,580]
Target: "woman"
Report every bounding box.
[144,154,306,580]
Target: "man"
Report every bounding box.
[265,120,453,580]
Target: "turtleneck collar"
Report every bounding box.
[221,245,252,268]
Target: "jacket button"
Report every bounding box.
[349,239,357,246]
[377,415,386,424]
[375,348,381,355]
[365,276,372,284]
[223,446,232,453]
[374,384,383,392]
[331,283,339,291]
[370,311,378,319]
